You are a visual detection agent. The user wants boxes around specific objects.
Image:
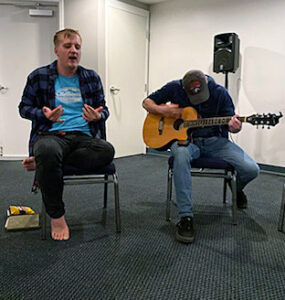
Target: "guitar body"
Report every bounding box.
[143,106,282,150]
[143,107,198,150]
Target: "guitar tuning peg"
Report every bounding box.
[268,126,271,129]
[262,125,264,129]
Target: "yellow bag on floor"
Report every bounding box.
[5,206,39,230]
[9,206,36,216]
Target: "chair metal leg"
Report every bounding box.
[166,167,173,221]
[223,171,227,203]
[41,201,47,240]
[231,171,237,225]
[104,174,108,208]
[113,173,121,233]
[278,183,285,232]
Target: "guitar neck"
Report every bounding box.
[183,116,247,129]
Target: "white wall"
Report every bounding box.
[64,0,148,83]
[149,0,285,167]
[64,0,100,71]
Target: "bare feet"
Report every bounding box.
[22,157,36,171]
[51,216,70,241]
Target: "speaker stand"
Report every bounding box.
[224,71,229,90]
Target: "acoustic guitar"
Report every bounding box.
[143,107,282,150]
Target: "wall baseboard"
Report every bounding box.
[258,164,285,176]
[0,156,25,161]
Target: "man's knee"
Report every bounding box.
[172,145,192,167]
[78,139,115,168]
[239,162,260,184]
[175,145,189,157]
[105,141,115,161]
[248,163,260,180]
[90,139,115,162]
[34,140,63,165]
[98,141,115,166]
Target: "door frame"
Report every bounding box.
[0,0,64,159]
[105,0,150,98]
[46,0,64,29]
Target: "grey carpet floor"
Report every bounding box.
[0,154,284,300]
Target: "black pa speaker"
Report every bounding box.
[213,33,240,73]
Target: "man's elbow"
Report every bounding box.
[18,103,25,118]
[142,98,153,111]
[142,98,148,110]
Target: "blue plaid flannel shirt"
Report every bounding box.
[19,60,109,155]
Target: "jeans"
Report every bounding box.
[33,132,115,218]
[170,136,260,218]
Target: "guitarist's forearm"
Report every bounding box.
[143,98,163,115]
[143,99,182,118]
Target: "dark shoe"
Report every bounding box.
[237,191,248,209]
[176,216,194,243]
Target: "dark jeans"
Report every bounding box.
[33,132,115,218]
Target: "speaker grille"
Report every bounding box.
[213,33,240,73]
[214,48,233,72]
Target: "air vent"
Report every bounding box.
[29,9,53,17]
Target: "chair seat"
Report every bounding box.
[168,156,234,170]
[63,162,116,176]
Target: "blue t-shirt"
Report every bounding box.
[49,73,91,135]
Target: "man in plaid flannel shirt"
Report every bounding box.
[19,29,114,241]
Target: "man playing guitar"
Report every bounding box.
[143,70,260,244]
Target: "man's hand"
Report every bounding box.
[43,106,65,122]
[158,104,183,118]
[142,98,182,118]
[82,104,103,122]
[22,157,36,171]
[228,115,242,133]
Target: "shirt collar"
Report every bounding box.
[49,60,83,80]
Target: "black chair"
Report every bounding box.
[166,156,237,224]
[278,183,285,233]
[33,162,121,239]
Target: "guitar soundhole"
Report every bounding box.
[173,119,184,130]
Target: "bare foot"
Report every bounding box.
[51,216,70,241]
[22,157,36,171]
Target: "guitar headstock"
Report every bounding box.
[246,112,283,128]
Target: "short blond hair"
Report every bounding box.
[53,28,82,46]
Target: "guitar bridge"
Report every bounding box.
[158,117,164,135]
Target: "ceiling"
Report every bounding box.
[136,0,169,4]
